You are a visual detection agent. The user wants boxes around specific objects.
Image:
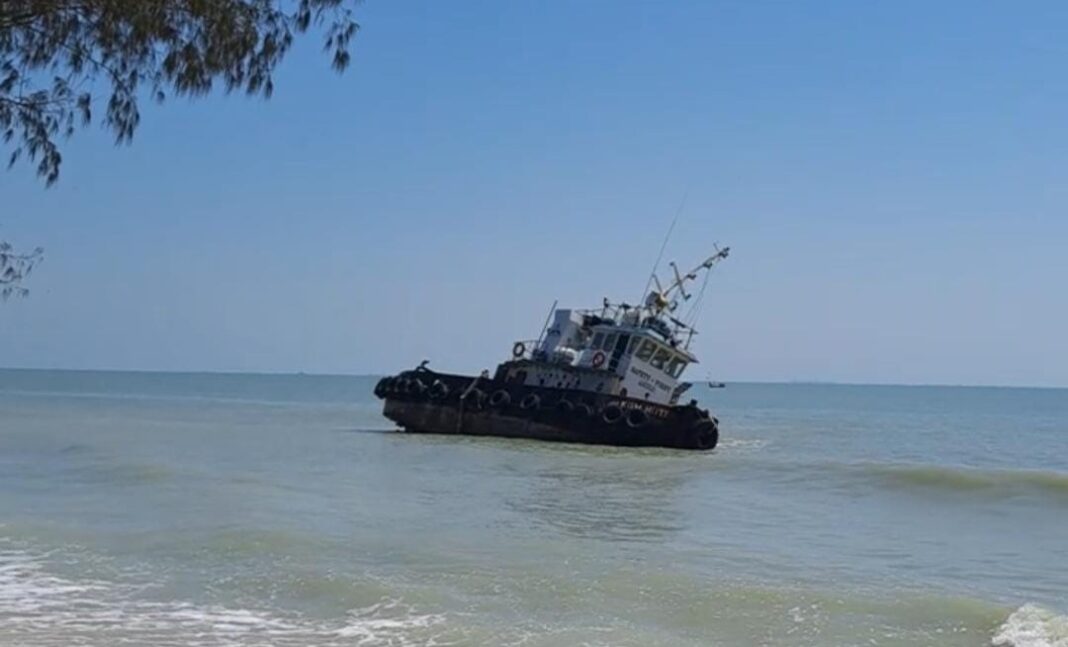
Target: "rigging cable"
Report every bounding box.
[640,186,690,304]
[683,260,714,329]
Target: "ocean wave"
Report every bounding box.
[865,464,1068,500]
[0,543,449,647]
[715,437,769,453]
[55,459,179,488]
[8,537,1064,646]
[93,461,177,485]
[197,527,329,556]
[993,604,1068,647]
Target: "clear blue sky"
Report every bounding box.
[2,1,1067,386]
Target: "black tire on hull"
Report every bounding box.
[463,388,486,409]
[601,404,623,425]
[690,420,718,450]
[520,394,541,410]
[625,409,648,428]
[430,380,449,400]
[407,378,427,397]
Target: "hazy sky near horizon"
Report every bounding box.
[2,1,1068,386]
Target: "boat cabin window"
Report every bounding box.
[635,339,657,361]
[592,332,604,351]
[603,333,617,351]
[650,347,672,371]
[627,336,641,355]
[666,356,688,378]
[575,328,591,348]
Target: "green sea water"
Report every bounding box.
[1,369,1066,646]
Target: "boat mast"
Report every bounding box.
[645,245,730,317]
[533,299,559,350]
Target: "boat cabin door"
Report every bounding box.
[608,333,630,372]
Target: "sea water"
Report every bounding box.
[1,368,1066,646]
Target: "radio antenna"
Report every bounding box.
[640,186,689,304]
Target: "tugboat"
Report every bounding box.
[374,247,730,450]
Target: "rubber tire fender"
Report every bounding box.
[407,378,427,396]
[689,419,718,450]
[520,393,541,410]
[490,390,512,408]
[601,403,624,425]
[429,380,449,400]
[625,408,648,428]
[463,387,486,409]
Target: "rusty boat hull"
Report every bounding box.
[375,368,719,451]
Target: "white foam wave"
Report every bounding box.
[715,437,768,453]
[993,604,1068,647]
[0,543,447,646]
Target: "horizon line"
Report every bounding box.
[1,365,1065,391]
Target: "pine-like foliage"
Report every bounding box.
[1,1,358,298]
[0,240,42,299]
[1,0,360,185]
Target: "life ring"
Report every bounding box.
[520,393,541,410]
[512,342,526,358]
[625,409,648,428]
[601,403,623,424]
[490,390,512,407]
[591,351,607,368]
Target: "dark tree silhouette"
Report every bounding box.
[1,0,359,297]
[0,240,42,299]
[1,0,359,184]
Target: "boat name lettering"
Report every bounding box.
[619,400,669,418]
[630,366,652,381]
[629,366,671,394]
